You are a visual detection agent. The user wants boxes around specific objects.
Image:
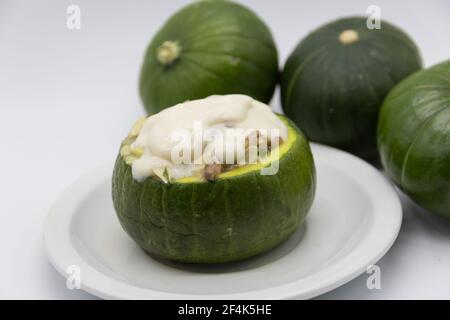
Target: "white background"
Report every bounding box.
[0,0,449,299]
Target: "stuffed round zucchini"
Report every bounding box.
[112,95,316,263]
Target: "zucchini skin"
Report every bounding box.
[281,17,422,163]
[112,116,316,263]
[378,60,450,218]
[140,0,279,115]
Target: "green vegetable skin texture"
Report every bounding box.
[378,60,450,218]
[281,17,422,163]
[112,116,316,263]
[140,0,279,115]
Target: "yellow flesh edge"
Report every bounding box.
[176,122,297,183]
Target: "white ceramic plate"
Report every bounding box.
[44,144,402,300]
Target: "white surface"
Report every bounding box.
[0,0,449,299]
[44,144,402,300]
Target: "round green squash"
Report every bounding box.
[112,116,316,263]
[281,16,422,163]
[378,60,450,219]
[139,0,279,115]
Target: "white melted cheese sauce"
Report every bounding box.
[130,95,288,181]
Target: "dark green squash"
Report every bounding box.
[281,17,422,163]
[378,60,450,219]
[112,116,316,263]
[140,0,279,115]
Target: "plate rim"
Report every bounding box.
[44,143,402,300]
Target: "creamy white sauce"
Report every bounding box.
[129,95,287,181]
